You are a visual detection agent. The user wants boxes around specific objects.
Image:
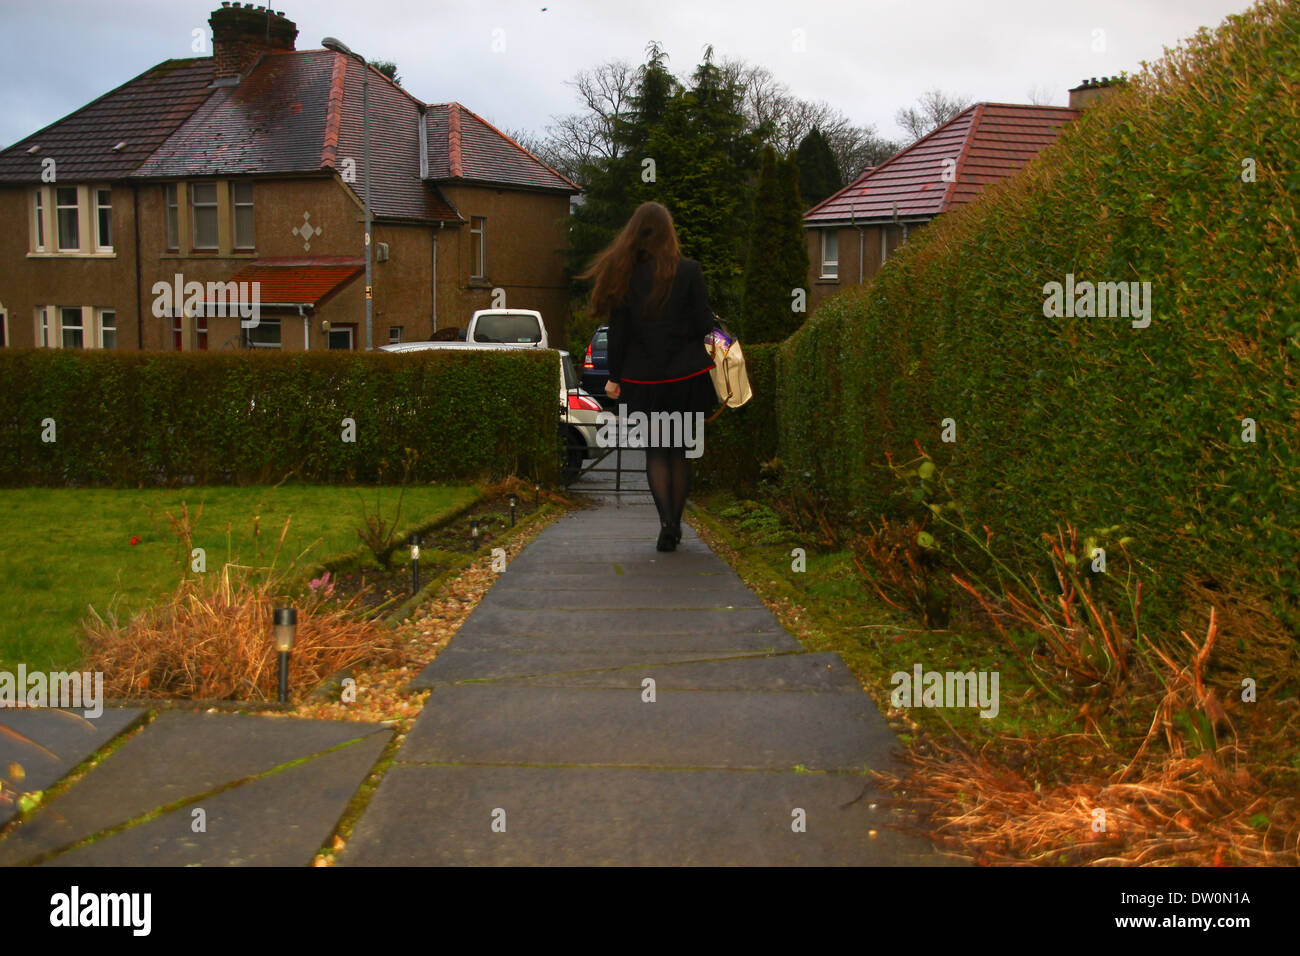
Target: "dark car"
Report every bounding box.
[581,325,610,403]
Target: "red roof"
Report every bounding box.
[425,103,579,193]
[805,103,1079,225]
[221,257,364,308]
[0,50,576,215]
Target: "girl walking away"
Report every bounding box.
[579,202,717,551]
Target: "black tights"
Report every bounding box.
[645,447,690,530]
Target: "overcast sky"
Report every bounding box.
[0,0,1258,149]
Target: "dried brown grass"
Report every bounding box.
[81,563,402,703]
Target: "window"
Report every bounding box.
[98,309,116,349]
[33,190,46,250]
[0,307,8,348]
[820,229,838,279]
[171,313,209,351]
[328,324,355,350]
[164,184,179,251]
[470,216,486,278]
[232,182,255,249]
[191,182,218,249]
[246,317,280,349]
[60,307,84,348]
[95,188,113,250]
[35,307,49,347]
[56,187,80,251]
[388,325,403,344]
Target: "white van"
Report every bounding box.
[466,309,548,348]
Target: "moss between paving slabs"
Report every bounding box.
[313,502,567,864]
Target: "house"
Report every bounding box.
[0,2,579,352]
[802,79,1122,311]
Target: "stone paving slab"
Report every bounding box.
[483,587,763,610]
[410,646,791,687]
[492,652,865,692]
[454,606,785,637]
[41,732,389,867]
[398,684,896,770]
[0,710,388,865]
[339,764,950,866]
[0,708,144,825]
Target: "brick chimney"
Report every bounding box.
[209,3,297,82]
[1068,76,1125,109]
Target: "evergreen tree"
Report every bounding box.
[739,147,785,342]
[740,149,810,343]
[794,127,842,208]
[776,155,811,337]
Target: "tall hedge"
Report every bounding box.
[0,349,559,486]
[775,0,1300,625]
[695,344,777,489]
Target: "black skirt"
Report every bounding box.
[617,366,718,417]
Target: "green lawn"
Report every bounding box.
[0,484,478,671]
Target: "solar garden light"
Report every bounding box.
[273,608,296,704]
[410,533,421,594]
[534,481,540,505]
[471,518,480,541]
[508,492,518,526]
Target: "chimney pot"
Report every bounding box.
[209,3,298,80]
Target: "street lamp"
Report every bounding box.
[322,36,373,350]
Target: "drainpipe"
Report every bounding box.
[853,201,864,284]
[132,182,143,349]
[300,304,308,350]
[431,221,441,333]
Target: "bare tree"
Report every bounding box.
[895,88,974,142]
[1026,84,1059,106]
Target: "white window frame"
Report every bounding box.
[95,187,113,252]
[33,189,47,251]
[60,306,85,349]
[35,307,49,347]
[820,228,838,279]
[191,181,219,250]
[98,308,117,349]
[0,306,8,348]
[55,186,81,252]
[231,181,255,250]
[470,216,486,278]
[388,325,403,344]
[246,316,281,349]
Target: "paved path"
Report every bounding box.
[340,462,949,865]
[0,710,389,866]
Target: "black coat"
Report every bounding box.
[607,256,715,384]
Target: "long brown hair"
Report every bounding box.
[579,201,681,317]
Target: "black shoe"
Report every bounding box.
[656,526,677,552]
[671,522,682,544]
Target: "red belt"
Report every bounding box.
[616,365,714,385]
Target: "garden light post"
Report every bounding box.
[321,36,372,350]
[508,492,517,527]
[410,533,421,594]
[471,518,480,542]
[273,608,296,704]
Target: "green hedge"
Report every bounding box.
[0,349,559,486]
[774,0,1300,625]
[695,344,778,489]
